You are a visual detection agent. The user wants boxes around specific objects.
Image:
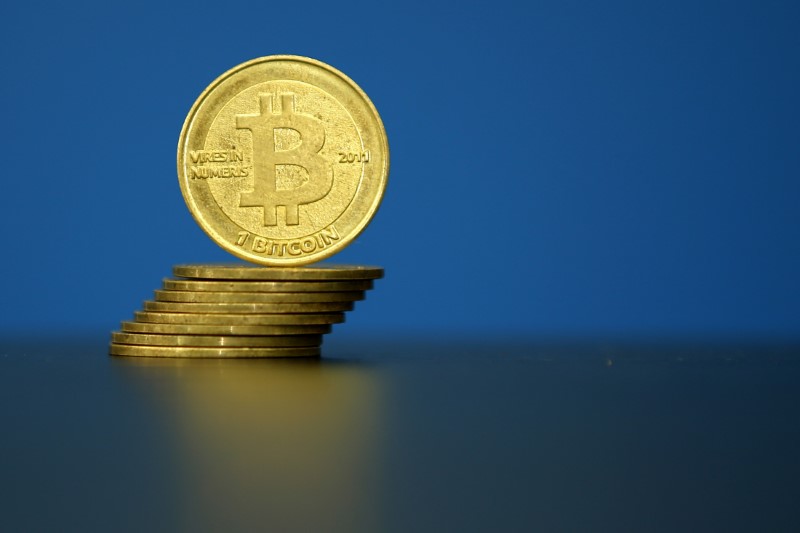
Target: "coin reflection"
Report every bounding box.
[114,357,381,531]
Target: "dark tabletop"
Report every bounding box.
[1,335,798,532]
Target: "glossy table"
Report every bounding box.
[1,335,799,532]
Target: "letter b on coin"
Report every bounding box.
[237,93,332,226]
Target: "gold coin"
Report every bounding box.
[173,263,383,281]
[155,289,364,303]
[110,343,320,358]
[163,278,373,292]
[112,332,321,348]
[134,311,344,325]
[143,300,354,314]
[121,321,332,336]
[177,56,389,266]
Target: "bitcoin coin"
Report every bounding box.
[144,300,354,314]
[163,278,373,292]
[134,311,345,325]
[121,321,332,336]
[110,343,321,358]
[177,56,389,266]
[154,289,364,303]
[112,332,321,347]
[173,263,383,281]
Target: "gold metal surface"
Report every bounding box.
[112,332,322,347]
[134,311,345,326]
[143,300,354,314]
[173,263,383,280]
[121,321,332,336]
[162,278,373,292]
[111,58,386,359]
[110,343,321,358]
[177,56,389,266]
[154,289,364,303]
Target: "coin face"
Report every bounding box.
[178,56,389,265]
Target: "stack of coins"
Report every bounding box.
[112,56,389,358]
[110,264,383,358]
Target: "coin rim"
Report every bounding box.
[153,289,364,303]
[162,277,373,292]
[177,55,389,266]
[134,310,345,325]
[120,321,332,335]
[110,343,321,358]
[172,263,383,280]
[111,331,322,347]
[143,300,354,314]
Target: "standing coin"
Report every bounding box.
[177,56,389,266]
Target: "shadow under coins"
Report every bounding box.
[111,355,385,532]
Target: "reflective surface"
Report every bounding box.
[1,336,799,532]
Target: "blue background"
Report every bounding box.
[1,0,798,339]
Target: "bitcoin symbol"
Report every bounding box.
[236,93,332,226]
